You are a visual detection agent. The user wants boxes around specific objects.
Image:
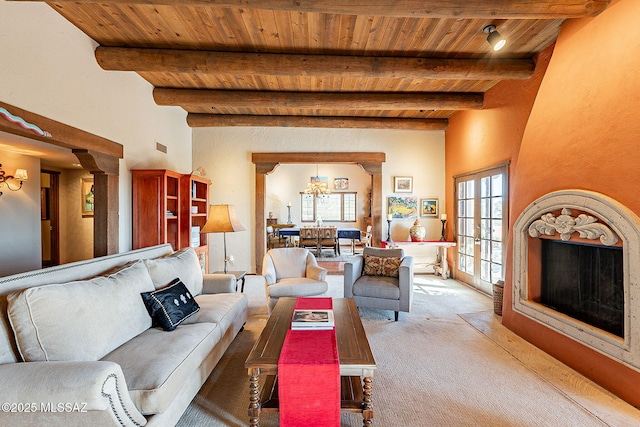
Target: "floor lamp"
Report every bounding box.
[201,204,245,273]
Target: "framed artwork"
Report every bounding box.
[81,178,94,217]
[420,198,439,217]
[394,176,413,193]
[334,177,349,190]
[387,196,418,219]
[311,176,329,188]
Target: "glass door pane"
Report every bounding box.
[455,165,508,295]
[456,178,476,285]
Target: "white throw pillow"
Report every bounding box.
[144,247,204,295]
[7,260,155,362]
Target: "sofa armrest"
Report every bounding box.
[398,256,414,312]
[262,254,277,285]
[202,274,237,294]
[343,255,364,298]
[0,361,146,427]
[306,264,327,281]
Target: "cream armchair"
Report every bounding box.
[344,247,414,321]
[262,248,329,312]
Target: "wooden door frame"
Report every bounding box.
[252,152,385,272]
[41,169,61,266]
[0,101,123,257]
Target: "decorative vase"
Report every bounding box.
[410,219,426,242]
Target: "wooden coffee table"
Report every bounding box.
[245,297,376,427]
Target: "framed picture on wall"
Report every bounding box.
[387,196,418,219]
[334,177,349,190]
[393,176,413,193]
[420,198,439,217]
[310,176,329,188]
[81,178,94,217]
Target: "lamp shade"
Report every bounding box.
[201,204,245,233]
[13,169,28,181]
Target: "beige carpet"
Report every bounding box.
[177,275,640,426]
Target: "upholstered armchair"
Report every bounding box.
[262,248,329,313]
[344,247,414,321]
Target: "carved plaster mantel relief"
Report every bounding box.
[528,208,619,246]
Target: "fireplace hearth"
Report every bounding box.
[513,190,640,371]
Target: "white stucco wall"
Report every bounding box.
[192,126,445,273]
[0,152,41,275]
[0,1,192,273]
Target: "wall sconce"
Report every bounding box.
[0,164,28,196]
[483,25,507,51]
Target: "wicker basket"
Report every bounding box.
[493,281,504,316]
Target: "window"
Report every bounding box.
[301,193,356,222]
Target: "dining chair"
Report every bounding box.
[299,227,320,254]
[318,226,339,257]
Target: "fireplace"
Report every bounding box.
[513,190,640,371]
[540,239,624,337]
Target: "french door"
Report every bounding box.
[454,164,508,295]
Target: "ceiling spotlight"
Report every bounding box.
[483,25,506,51]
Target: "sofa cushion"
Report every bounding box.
[141,278,200,331]
[0,295,20,364]
[7,260,154,362]
[188,293,248,331]
[144,247,203,295]
[101,322,220,415]
[353,275,401,300]
[268,277,328,298]
[268,248,309,280]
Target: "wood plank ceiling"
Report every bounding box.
[27,0,610,130]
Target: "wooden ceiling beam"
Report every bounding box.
[96,47,535,80]
[17,0,611,19]
[187,114,448,130]
[252,152,386,164]
[154,89,483,110]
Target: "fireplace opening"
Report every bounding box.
[540,239,624,338]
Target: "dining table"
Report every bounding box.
[278,227,361,254]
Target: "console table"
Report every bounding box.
[381,240,456,278]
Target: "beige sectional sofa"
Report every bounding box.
[0,244,248,426]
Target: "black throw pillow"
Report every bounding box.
[141,278,200,331]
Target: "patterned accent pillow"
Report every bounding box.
[141,278,200,331]
[381,257,402,277]
[363,254,383,276]
[363,255,402,277]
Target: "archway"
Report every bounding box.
[0,101,122,256]
[252,152,385,272]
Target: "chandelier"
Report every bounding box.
[304,164,331,199]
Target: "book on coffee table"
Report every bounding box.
[291,309,335,330]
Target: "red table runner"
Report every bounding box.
[278,297,340,427]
